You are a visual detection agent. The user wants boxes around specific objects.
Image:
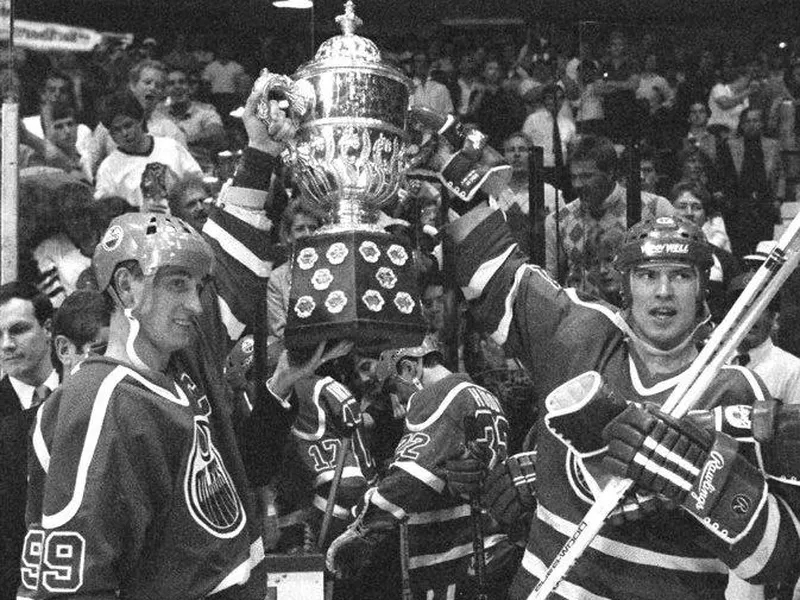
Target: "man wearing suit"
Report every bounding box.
[722,106,784,257]
[0,283,58,600]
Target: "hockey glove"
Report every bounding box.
[225,335,255,390]
[603,404,768,544]
[752,399,800,484]
[437,127,511,216]
[544,371,628,457]
[326,502,396,580]
[323,379,363,433]
[445,443,490,499]
[481,450,538,536]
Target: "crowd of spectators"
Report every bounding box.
[3,20,800,600]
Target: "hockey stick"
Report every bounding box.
[471,495,488,600]
[529,212,800,600]
[399,519,414,600]
[318,436,351,551]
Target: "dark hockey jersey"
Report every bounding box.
[453,209,800,600]
[289,375,376,525]
[368,373,511,599]
[20,357,263,600]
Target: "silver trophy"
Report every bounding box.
[257,1,425,350]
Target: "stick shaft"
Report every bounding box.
[318,436,350,551]
[399,519,413,600]
[471,496,488,600]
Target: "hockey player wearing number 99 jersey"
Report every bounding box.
[326,336,522,600]
[19,213,328,600]
[448,206,800,599]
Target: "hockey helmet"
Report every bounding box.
[614,215,713,273]
[376,334,443,380]
[93,212,214,293]
[614,215,713,312]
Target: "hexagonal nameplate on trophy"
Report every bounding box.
[285,230,425,351]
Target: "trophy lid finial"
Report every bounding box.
[335,1,363,36]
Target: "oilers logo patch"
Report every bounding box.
[185,419,246,538]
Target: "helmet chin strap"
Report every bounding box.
[123,307,150,372]
[619,302,712,358]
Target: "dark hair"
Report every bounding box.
[503,131,532,149]
[92,196,137,231]
[99,91,145,128]
[568,134,618,176]
[0,281,54,325]
[676,145,714,174]
[50,101,77,122]
[669,179,717,216]
[418,268,444,291]
[278,198,326,245]
[737,106,763,136]
[167,175,206,212]
[53,290,111,348]
[40,71,73,98]
[57,180,93,216]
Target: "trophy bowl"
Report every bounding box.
[258,1,426,351]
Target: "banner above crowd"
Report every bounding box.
[0,0,130,52]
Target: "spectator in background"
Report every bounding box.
[163,65,227,172]
[495,131,560,257]
[707,65,752,138]
[94,91,202,210]
[454,54,483,123]
[89,59,187,173]
[597,31,641,143]
[162,31,199,75]
[771,59,800,152]
[522,83,576,189]
[0,283,58,600]
[410,51,454,116]
[636,146,661,194]
[51,289,110,380]
[167,175,210,231]
[38,102,93,180]
[570,59,605,136]
[202,41,248,123]
[636,52,676,115]
[726,265,800,405]
[545,135,673,291]
[724,106,783,257]
[22,72,93,168]
[682,100,717,161]
[32,178,96,308]
[681,48,718,112]
[473,58,525,147]
[419,270,445,339]
[669,180,739,323]
[266,198,325,343]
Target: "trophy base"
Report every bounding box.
[284,230,426,354]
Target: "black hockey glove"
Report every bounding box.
[326,503,396,580]
[603,404,768,543]
[444,444,490,499]
[481,449,538,536]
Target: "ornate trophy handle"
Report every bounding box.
[252,68,315,130]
